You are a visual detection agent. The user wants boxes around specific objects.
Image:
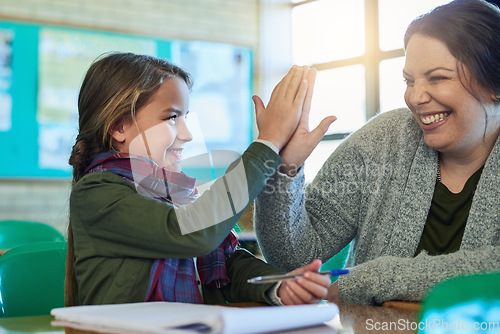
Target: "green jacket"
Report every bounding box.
[70,142,285,305]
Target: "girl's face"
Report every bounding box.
[113,77,192,172]
[403,33,498,157]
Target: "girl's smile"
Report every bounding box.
[166,147,184,160]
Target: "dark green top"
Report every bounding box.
[70,142,285,305]
[415,167,484,256]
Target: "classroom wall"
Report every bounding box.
[0,0,260,235]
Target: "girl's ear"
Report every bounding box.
[109,120,127,144]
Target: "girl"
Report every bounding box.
[66,52,330,307]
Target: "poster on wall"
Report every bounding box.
[171,41,252,155]
[169,41,253,178]
[0,20,254,178]
[0,29,13,132]
[37,28,157,170]
[36,30,253,176]
[0,19,254,178]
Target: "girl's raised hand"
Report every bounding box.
[253,66,309,151]
[277,259,330,305]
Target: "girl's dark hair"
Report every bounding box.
[404,0,500,101]
[65,52,192,306]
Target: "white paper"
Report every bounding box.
[51,302,338,334]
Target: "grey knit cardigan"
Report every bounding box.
[254,108,499,305]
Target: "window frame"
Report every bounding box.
[290,0,405,141]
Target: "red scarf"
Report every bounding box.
[86,152,238,303]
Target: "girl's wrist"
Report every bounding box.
[256,135,284,151]
[277,162,302,177]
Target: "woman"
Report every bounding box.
[254,0,499,305]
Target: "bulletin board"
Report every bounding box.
[0,20,253,179]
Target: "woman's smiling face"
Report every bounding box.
[403,33,496,156]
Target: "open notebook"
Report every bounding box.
[51,301,338,334]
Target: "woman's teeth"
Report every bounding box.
[421,112,449,125]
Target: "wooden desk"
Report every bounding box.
[0,303,417,334]
[338,302,417,333]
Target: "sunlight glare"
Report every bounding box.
[292,0,365,65]
[379,0,452,51]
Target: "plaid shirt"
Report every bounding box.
[87,152,238,304]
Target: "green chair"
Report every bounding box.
[0,241,67,317]
[418,272,500,333]
[0,220,65,252]
[321,243,351,283]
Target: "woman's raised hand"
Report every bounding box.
[279,68,337,176]
[253,66,309,151]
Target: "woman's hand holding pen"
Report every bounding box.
[277,259,330,305]
[253,65,309,151]
[278,68,337,176]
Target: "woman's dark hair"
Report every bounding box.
[65,52,192,306]
[404,0,500,101]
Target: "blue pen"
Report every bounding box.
[247,269,350,284]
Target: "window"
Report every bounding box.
[290,0,450,182]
